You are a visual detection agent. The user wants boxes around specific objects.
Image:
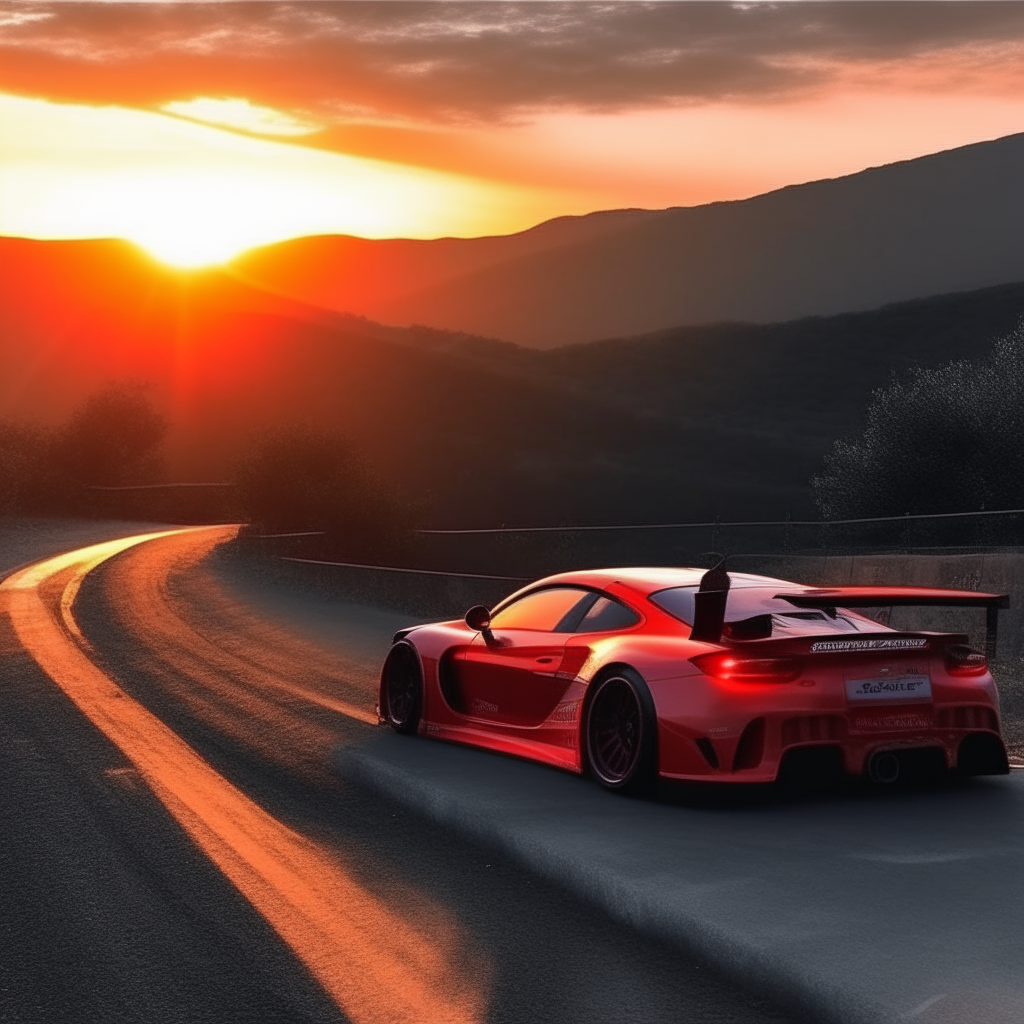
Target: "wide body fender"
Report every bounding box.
[577,633,760,778]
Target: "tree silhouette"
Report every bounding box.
[813,322,1024,518]
[51,382,167,490]
[0,423,50,514]
[236,426,409,558]
[1,383,166,515]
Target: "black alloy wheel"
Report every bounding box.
[382,641,423,734]
[585,668,657,795]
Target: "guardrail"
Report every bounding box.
[234,507,1024,586]
[409,508,1024,581]
[79,482,238,525]
[248,554,525,619]
[86,482,235,491]
[281,556,528,582]
[418,505,1024,540]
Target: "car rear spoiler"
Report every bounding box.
[690,560,731,643]
[777,587,1010,660]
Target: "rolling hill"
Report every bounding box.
[233,131,1024,348]
[4,236,1024,532]
[0,237,795,527]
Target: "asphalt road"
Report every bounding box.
[347,736,1024,1024]
[0,522,795,1024]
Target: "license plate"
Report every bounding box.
[845,674,931,702]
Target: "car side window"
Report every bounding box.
[648,587,697,624]
[489,587,594,631]
[574,596,640,633]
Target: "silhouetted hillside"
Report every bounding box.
[536,280,1024,445]
[385,281,1024,520]
[5,236,1024,529]
[233,132,1024,347]
[231,207,657,324]
[0,237,804,526]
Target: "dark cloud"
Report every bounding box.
[2,2,1023,124]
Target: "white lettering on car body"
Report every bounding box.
[810,638,928,653]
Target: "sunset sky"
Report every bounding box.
[3,1,1024,265]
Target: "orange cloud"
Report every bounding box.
[4,2,1024,128]
[4,2,1024,245]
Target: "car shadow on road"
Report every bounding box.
[653,765,1013,813]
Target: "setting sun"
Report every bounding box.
[0,93,583,267]
[132,229,255,270]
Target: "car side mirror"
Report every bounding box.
[465,605,491,631]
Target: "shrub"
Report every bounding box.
[0,382,166,516]
[813,322,1024,519]
[0,422,52,514]
[235,426,410,560]
[51,382,166,490]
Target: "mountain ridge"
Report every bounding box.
[5,235,1024,526]
[233,130,1024,347]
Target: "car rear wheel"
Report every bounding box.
[382,641,423,734]
[585,668,657,795]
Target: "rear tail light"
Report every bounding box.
[945,644,988,676]
[691,652,803,683]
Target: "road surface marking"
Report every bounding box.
[2,528,485,1024]
[101,526,381,728]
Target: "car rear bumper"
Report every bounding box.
[658,704,1006,783]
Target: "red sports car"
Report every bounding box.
[378,564,1010,793]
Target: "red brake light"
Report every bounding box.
[945,644,987,676]
[691,652,803,684]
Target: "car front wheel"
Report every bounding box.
[381,641,423,735]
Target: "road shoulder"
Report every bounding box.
[341,733,1024,1024]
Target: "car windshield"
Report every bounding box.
[648,585,889,636]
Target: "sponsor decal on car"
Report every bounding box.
[548,699,581,724]
[810,638,928,653]
[850,711,934,732]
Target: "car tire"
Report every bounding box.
[584,667,658,795]
[381,641,423,735]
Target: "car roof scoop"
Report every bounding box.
[690,558,730,643]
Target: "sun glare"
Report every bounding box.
[132,230,251,269]
[0,93,584,266]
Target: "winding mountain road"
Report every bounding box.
[0,523,787,1024]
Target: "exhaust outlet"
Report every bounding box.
[868,751,901,785]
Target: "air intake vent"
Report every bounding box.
[695,737,720,769]
[733,718,766,771]
[937,706,998,731]
[781,715,844,748]
[437,649,465,713]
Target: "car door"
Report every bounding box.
[457,587,596,727]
